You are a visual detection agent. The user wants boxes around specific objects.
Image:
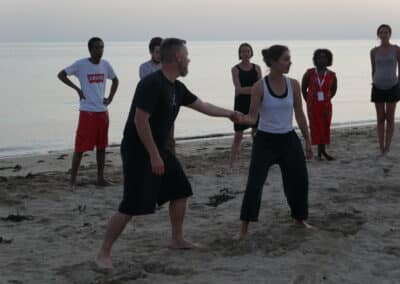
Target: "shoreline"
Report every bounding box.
[0,119,384,160]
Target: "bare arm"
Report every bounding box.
[231,67,252,95]
[186,98,238,122]
[134,108,164,175]
[370,48,376,81]
[239,79,263,125]
[104,77,119,106]
[255,65,262,80]
[397,46,400,81]
[57,70,85,99]
[301,71,309,101]
[330,75,338,98]
[292,79,313,159]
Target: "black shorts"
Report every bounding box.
[234,95,257,131]
[371,83,400,103]
[118,148,193,216]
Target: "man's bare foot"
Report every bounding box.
[96,179,112,187]
[168,239,196,249]
[95,252,113,269]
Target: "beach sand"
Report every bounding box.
[1,125,400,284]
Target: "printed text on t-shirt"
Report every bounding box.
[87,73,105,83]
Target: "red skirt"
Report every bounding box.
[307,102,332,145]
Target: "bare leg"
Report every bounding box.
[240,221,249,239]
[96,148,111,186]
[375,103,386,155]
[168,198,194,249]
[96,212,132,269]
[384,102,397,154]
[320,144,334,161]
[251,127,257,141]
[70,151,83,188]
[229,131,243,169]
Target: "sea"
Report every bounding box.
[0,40,393,157]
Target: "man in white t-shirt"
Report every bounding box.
[139,37,162,79]
[58,37,119,189]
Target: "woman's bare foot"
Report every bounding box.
[168,238,196,249]
[295,220,315,229]
[95,251,113,269]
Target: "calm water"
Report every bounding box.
[0,40,394,157]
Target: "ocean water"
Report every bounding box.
[0,40,393,157]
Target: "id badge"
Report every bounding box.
[317,91,325,101]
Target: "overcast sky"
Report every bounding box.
[1,0,399,42]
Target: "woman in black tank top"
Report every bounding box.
[229,42,262,169]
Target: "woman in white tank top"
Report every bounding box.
[237,45,313,238]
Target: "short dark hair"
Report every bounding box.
[313,49,333,67]
[160,38,187,64]
[377,24,392,36]
[149,37,163,52]
[238,42,254,60]
[88,37,103,50]
[261,45,289,67]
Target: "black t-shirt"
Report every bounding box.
[122,70,198,153]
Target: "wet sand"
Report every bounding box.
[1,125,400,283]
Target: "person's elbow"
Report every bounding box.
[112,77,119,85]
[57,70,66,81]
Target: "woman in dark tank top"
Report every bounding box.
[229,42,262,169]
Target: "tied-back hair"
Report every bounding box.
[238,42,254,60]
[149,37,162,52]
[160,38,186,64]
[88,37,103,51]
[313,49,333,67]
[261,45,289,67]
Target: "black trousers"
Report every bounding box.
[240,130,309,222]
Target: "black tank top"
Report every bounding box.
[236,64,259,88]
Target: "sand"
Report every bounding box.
[1,125,400,284]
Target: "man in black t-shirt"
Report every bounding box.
[96,38,241,269]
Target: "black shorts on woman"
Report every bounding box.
[371,83,400,103]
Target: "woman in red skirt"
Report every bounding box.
[301,49,337,160]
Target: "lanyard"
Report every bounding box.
[314,69,327,90]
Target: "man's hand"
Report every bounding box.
[150,153,164,176]
[305,142,313,160]
[77,89,85,100]
[103,96,113,106]
[229,111,243,124]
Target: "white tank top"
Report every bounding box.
[258,76,294,134]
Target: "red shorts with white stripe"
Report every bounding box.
[75,111,109,152]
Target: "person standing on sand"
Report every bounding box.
[237,45,313,239]
[370,24,400,156]
[96,38,241,269]
[57,37,119,189]
[301,49,337,161]
[229,43,262,169]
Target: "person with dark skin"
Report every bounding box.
[370,24,400,156]
[58,37,119,189]
[95,38,241,269]
[237,45,313,239]
[301,49,337,160]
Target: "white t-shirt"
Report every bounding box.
[139,60,160,79]
[65,58,116,112]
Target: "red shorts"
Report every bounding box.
[75,111,109,152]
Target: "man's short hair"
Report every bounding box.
[88,37,103,50]
[149,37,163,53]
[160,38,186,64]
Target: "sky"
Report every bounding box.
[1,0,399,42]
